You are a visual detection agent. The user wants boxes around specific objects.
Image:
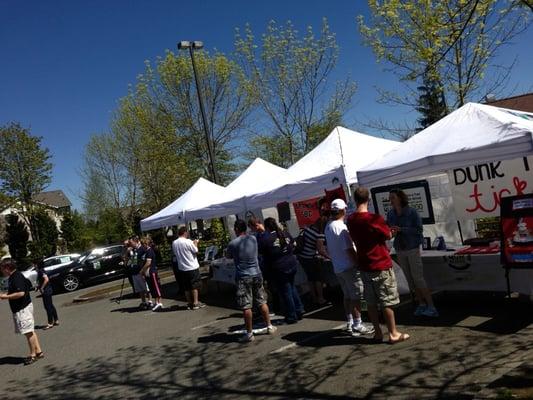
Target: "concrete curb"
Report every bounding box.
[71,270,175,303]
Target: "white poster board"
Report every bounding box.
[370,180,435,224]
[448,156,533,219]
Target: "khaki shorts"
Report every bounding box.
[335,268,364,301]
[397,248,427,290]
[13,303,35,335]
[361,269,400,308]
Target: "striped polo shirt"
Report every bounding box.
[299,226,325,259]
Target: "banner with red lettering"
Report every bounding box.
[293,197,321,228]
[449,156,533,219]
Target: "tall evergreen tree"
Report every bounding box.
[416,69,448,131]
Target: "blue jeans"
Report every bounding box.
[42,291,58,324]
[274,272,304,322]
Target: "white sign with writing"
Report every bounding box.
[448,156,533,219]
[371,181,435,224]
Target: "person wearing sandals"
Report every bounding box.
[346,187,410,344]
[0,260,44,365]
[35,259,59,329]
[387,189,438,318]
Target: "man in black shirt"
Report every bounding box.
[0,261,44,365]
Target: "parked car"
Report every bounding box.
[48,245,125,292]
[21,254,81,289]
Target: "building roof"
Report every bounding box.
[485,92,533,113]
[33,190,72,209]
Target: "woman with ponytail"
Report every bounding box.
[258,218,304,324]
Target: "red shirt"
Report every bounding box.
[346,211,392,272]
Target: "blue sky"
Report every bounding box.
[1,0,532,210]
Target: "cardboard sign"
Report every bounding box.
[500,194,533,269]
[449,156,532,219]
[293,197,321,228]
[371,180,435,224]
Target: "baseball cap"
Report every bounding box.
[330,198,347,211]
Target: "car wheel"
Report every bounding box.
[63,274,80,292]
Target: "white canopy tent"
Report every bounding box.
[140,177,225,231]
[247,126,399,205]
[357,103,533,188]
[185,158,288,221]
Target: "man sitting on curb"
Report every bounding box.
[226,220,277,343]
[172,226,205,310]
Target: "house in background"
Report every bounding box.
[484,92,533,113]
[1,189,72,257]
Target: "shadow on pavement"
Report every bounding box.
[0,356,25,365]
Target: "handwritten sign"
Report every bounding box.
[449,156,532,219]
[293,197,320,228]
[370,180,435,224]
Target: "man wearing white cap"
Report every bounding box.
[325,198,374,336]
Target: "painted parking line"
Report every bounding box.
[191,319,227,331]
[270,323,346,354]
[303,304,333,317]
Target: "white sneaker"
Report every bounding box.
[152,303,163,312]
[267,325,277,334]
[238,332,254,343]
[345,322,353,333]
[352,323,375,336]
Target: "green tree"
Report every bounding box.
[28,209,59,259]
[5,213,29,265]
[416,67,448,130]
[358,0,531,111]
[235,19,356,166]
[0,122,53,238]
[61,210,89,252]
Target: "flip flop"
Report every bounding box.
[43,324,53,330]
[389,333,410,344]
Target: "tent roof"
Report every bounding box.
[185,158,287,220]
[140,177,225,231]
[357,103,533,188]
[248,126,399,204]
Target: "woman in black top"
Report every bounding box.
[35,260,59,329]
[258,218,305,324]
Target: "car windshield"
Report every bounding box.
[76,250,91,263]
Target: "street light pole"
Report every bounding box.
[178,41,218,184]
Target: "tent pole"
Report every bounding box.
[457,220,464,245]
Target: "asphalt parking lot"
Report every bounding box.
[1,279,532,400]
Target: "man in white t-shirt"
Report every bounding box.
[172,226,205,310]
[325,199,374,336]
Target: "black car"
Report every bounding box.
[48,244,125,292]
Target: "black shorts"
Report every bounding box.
[146,271,162,298]
[299,257,324,282]
[180,269,201,291]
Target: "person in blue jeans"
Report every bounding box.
[258,218,305,324]
[35,260,59,329]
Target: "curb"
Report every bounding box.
[71,270,175,303]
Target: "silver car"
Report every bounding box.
[20,254,81,289]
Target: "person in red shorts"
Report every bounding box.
[346,187,410,344]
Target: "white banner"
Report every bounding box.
[448,156,533,219]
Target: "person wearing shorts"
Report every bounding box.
[130,236,152,310]
[388,188,438,317]
[346,187,410,344]
[0,261,44,365]
[226,220,276,343]
[172,226,205,310]
[140,237,163,312]
[325,199,374,337]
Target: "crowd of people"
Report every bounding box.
[1,186,438,361]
